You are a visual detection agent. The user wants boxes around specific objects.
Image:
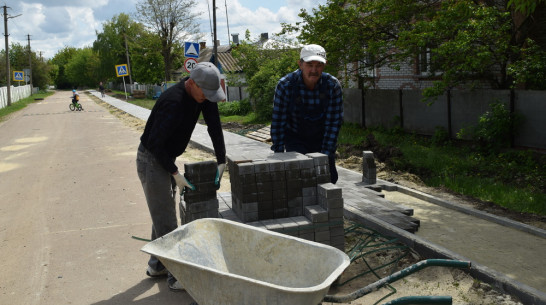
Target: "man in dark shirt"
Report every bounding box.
[136,62,226,291]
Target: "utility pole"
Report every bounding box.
[2,5,21,107]
[213,0,218,67]
[3,5,11,106]
[123,33,133,85]
[225,0,231,45]
[27,34,33,88]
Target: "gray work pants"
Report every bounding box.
[136,143,178,273]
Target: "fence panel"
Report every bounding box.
[402,90,448,136]
[515,90,546,149]
[342,88,362,125]
[0,85,32,110]
[125,83,546,150]
[364,89,400,129]
[450,90,511,139]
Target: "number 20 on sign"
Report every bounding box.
[184,58,198,73]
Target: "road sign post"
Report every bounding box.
[115,64,129,100]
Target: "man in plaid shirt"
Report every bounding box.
[271,44,343,183]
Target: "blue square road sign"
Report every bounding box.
[115,64,129,77]
[184,42,200,58]
[13,71,24,81]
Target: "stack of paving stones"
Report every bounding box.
[179,160,219,223]
[225,152,345,252]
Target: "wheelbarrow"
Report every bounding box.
[141,218,350,305]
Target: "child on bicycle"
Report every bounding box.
[72,89,80,105]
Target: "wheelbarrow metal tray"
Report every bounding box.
[141,218,350,305]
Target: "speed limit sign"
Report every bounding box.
[184,58,198,73]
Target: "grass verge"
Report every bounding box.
[345,124,546,216]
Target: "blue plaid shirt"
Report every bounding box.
[271,69,343,157]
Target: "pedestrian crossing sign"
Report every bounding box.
[115,64,129,77]
[13,71,24,81]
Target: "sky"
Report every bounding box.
[3,0,327,60]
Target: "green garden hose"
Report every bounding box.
[323,259,471,303]
[381,296,452,305]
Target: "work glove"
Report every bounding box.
[214,163,226,190]
[173,172,195,193]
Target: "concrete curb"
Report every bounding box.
[343,205,546,305]
[393,183,546,239]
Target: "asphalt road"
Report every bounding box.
[0,91,196,305]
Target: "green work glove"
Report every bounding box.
[214,163,226,190]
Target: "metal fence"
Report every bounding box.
[228,86,546,150]
[105,80,546,150]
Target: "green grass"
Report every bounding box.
[0,91,55,121]
[108,90,158,109]
[338,123,546,215]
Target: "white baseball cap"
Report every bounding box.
[300,44,327,63]
[190,62,226,102]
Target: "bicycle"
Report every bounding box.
[69,95,83,111]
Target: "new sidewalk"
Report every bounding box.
[88,90,546,305]
[89,90,418,231]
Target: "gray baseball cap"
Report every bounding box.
[190,62,226,102]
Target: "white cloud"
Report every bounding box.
[4,0,324,59]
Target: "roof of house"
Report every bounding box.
[198,45,243,74]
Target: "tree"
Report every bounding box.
[135,0,201,81]
[286,0,546,96]
[49,47,78,89]
[231,31,300,120]
[0,42,53,88]
[31,56,53,90]
[94,14,143,83]
[508,0,546,15]
[65,47,101,88]
[129,30,165,84]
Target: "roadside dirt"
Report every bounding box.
[93,97,527,305]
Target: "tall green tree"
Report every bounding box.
[31,56,53,90]
[129,30,165,84]
[94,13,143,83]
[65,47,101,88]
[231,31,300,120]
[135,0,201,81]
[49,47,78,89]
[286,0,546,95]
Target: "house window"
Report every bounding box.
[417,47,440,76]
[359,54,376,78]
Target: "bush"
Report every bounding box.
[218,99,252,116]
[457,102,522,154]
[431,126,450,146]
